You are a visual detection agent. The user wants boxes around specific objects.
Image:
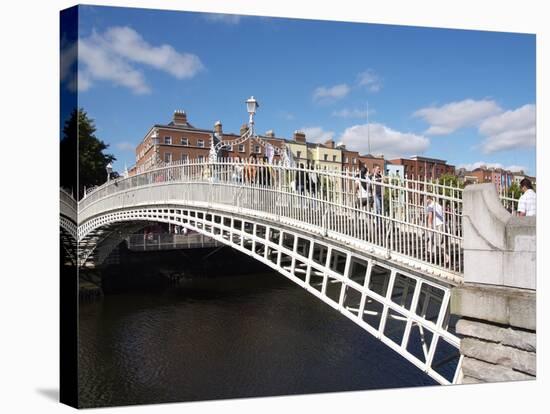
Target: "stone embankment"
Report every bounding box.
[452,183,536,383]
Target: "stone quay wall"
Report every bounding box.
[451,183,536,383]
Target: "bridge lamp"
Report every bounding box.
[245,96,259,135]
[106,162,113,182]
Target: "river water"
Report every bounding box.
[78,270,435,408]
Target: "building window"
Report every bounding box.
[324,154,328,161]
[181,154,188,163]
[297,151,302,159]
[255,145,261,154]
[238,144,245,153]
[352,158,356,165]
[164,152,172,163]
[181,137,188,146]
[198,155,204,162]
[225,145,233,151]
[344,157,348,163]
[197,139,204,148]
[164,136,172,145]
[332,155,337,162]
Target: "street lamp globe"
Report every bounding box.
[106,162,113,181]
[246,96,259,115]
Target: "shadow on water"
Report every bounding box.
[78,249,437,408]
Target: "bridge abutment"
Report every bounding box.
[451,183,536,383]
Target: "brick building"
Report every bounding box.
[388,156,455,180]
[339,144,360,172]
[465,166,517,191]
[134,112,291,172]
[133,111,461,183]
[220,128,286,162]
[358,154,385,173]
[135,110,213,171]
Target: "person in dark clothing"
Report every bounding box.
[297,163,309,197]
[308,162,318,197]
[259,156,272,186]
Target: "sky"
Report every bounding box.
[62,5,536,175]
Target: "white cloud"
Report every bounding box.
[357,69,382,92]
[313,84,350,102]
[457,161,528,174]
[279,111,295,121]
[332,108,370,118]
[116,141,136,152]
[79,36,150,94]
[104,27,203,79]
[339,123,429,159]
[478,104,536,153]
[414,99,503,135]
[203,13,241,24]
[301,127,334,143]
[78,26,204,94]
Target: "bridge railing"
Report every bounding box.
[126,232,222,251]
[79,159,473,278]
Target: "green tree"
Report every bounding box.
[507,181,521,200]
[60,108,116,199]
[436,173,463,197]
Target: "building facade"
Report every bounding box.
[388,156,455,180]
[285,131,309,167]
[135,110,213,171]
[220,128,285,163]
[359,154,386,174]
[464,167,516,191]
[309,139,342,171]
[132,111,472,186]
[339,145,360,172]
[386,163,405,178]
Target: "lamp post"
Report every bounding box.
[106,162,113,182]
[245,96,259,137]
[151,128,161,167]
[209,96,260,163]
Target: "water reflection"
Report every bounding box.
[79,272,435,408]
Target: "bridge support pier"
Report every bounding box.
[451,183,536,384]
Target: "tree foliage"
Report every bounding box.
[431,173,464,197]
[60,108,115,199]
[507,181,521,200]
[437,173,463,189]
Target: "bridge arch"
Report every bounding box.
[80,203,462,385]
[75,160,486,384]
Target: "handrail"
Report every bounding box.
[77,159,521,278]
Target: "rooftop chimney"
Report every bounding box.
[324,138,335,149]
[293,130,306,143]
[214,120,223,135]
[173,110,187,125]
[239,124,249,135]
[265,130,275,138]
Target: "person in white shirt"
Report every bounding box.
[517,178,536,217]
[426,195,449,264]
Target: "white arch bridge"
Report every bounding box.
[69,160,516,385]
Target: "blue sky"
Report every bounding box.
[64,5,536,175]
